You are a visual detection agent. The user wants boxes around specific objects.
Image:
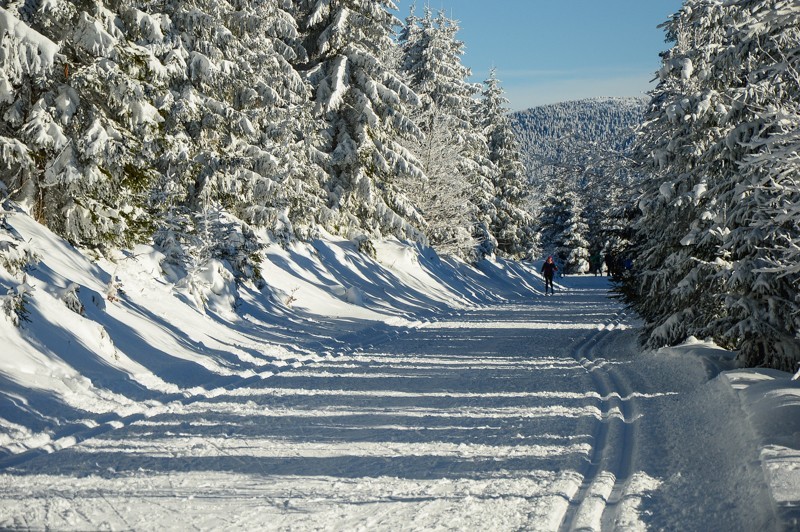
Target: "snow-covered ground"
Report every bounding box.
[0,210,798,531]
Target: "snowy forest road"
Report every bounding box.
[0,277,778,531]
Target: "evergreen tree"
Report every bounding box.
[220,0,327,242]
[0,196,38,327]
[294,0,425,251]
[397,7,482,259]
[620,0,732,348]
[0,7,56,212]
[479,68,537,259]
[2,1,164,249]
[539,190,589,274]
[464,118,500,260]
[716,0,800,371]
[623,0,800,371]
[139,0,321,279]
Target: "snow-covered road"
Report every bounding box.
[0,277,781,530]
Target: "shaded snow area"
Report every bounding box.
[0,211,798,531]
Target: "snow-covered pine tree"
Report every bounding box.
[0,8,58,212]
[397,7,481,259]
[539,190,589,274]
[0,196,38,326]
[715,0,800,371]
[479,68,537,259]
[620,0,733,348]
[221,0,328,243]
[136,0,324,281]
[622,0,800,372]
[294,0,426,252]
[2,2,164,250]
[465,126,500,261]
[142,0,263,279]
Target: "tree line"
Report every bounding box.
[3,0,798,372]
[618,0,800,372]
[0,0,536,285]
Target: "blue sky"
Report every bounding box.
[392,0,684,111]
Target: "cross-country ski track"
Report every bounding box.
[0,276,782,530]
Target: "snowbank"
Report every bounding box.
[723,368,800,526]
[658,338,800,527]
[0,208,544,460]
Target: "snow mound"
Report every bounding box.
[659,339,800,526]
[0,208,542,459]
[722,369,800,523]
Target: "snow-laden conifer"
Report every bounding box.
[539,191,589,274]
[715,0,800,371]
[479,69,537,259]
[621,0,733,348]
[624,0,800,371]
[295,0,425,251]
[398,7,495,260]
[1,2,163,249]
[141,0,322,281]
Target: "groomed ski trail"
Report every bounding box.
[0,277,778,531]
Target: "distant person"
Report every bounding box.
[541,256,558,295]
[604,254,615,277]
[589,252,602,276]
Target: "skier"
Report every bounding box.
[541,256,558,295]
[589,252,602,276]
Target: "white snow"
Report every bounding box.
[0,211,797,531]
[74,13,117,56]
[0,9,61,81]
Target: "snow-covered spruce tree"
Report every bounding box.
[465,115,501,261]
[582,178,630,254]
[0,195,38,326]
[539,189,589,274]
[1,2,163,250]
[619,0,734,348]
[216,0,328,243]
[397,7,483,259]
[623,0,800,371]
[293,0,426,252]
[714,1,800,371]
[726,116,800,371]
[0,8,58,211]
[149,0,264,279]
[139,0,324,280]
[479,68,537,259]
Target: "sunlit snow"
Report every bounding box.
[0,210,797,531]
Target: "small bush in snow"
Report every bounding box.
[2,280,32,326]
[55,282,84,315]
[0,239,38,276]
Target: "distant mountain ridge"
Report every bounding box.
[510,96,649,184]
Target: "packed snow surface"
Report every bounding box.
[0,212,798,531]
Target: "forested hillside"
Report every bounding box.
[509,98,647,274]
[510,97,647,187]
[0,0,535,293]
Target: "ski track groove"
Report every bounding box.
[557,309,640,532]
